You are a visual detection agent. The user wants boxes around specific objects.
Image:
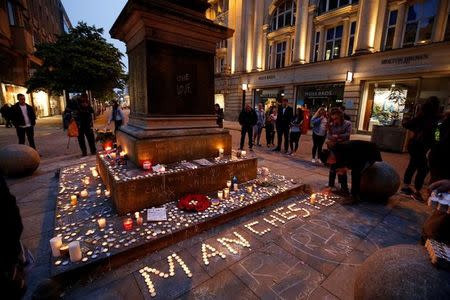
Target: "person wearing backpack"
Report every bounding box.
[401,96,441,201]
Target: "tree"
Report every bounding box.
[27,22,126,99]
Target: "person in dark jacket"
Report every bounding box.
[1,103,12,128]
[10,94,36,149]
[401,96,440,201]
[274,98,293,153]
[0,175,26,298]
[75,94,97,156]
[215,104,224,128]
[238,103,257,151]
[321,140,382,203]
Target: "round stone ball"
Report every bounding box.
[0,144,40,177]
[354,244,450,300]
[360,161,400,201]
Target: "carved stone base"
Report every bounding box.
[97,155,257,215]
[116,123,232,166]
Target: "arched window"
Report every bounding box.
[271,0,296,31]
[318,0,359,15]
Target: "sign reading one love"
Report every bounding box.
[139,194,336,297]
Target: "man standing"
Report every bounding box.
[238,103,257,151]
[274,98,293,153]
[11,94,36,149]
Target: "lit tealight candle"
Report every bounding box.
[217,191,223,200]
[80,189,89,198]
[223,188,230,199]
[105,190,110,197]
[310,193,317,204]
[68,241,82,262]
[50,236,62,257]
[218,148,224,158]
[83,176,90,186]
[96,189,102,195]
[92,169,99,177]
[119,151,127,158]
[226,180,232,188]
[97,218,106,229]
[70,195,77,206]
[246,185,253,193]
[136,216,143,226]
[241,150,247,157]
[59,244,69,257]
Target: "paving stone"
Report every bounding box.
[354,196,400,217]
[230,242,325,300]
[274,217,362,276]
[313,205,384,238]
[187,227,264,277]
[178,269,257,300]
[307,286,339,300]
[65,273,144,300]
[133,250,210,299]
[390,198,432,224]
[320,249,369,300]
[381,214,423,240]
[21,210,54,240]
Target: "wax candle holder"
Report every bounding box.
[59,244,69,257]
[97,218,106,229]
[217,190,223,200]
[50,236,62,257]
[123,218,133,230]
[223,188,230,199]
[70,195,77,206]
[105,190,110,197]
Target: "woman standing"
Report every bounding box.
[311,107,328,163]
[253,103,266,146]
[288,108,304,155]
[265,106,277,147]
[108,101,125,133]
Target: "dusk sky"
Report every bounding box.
[61,0,128,70]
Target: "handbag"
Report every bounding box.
[67,119,79,137]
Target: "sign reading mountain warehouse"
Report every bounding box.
[381,54,429,65]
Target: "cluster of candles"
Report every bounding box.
[49,236,82,262]
[122,212,144,231]
[216,232,250,254]
[244,221,271,236]
[139,253,192,297]
[201,243,226,265]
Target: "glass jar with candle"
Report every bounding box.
[123,218,133,230]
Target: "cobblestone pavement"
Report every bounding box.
[0,115,431,300]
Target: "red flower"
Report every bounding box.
[178,194,210,212]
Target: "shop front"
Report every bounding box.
[295,82,345,116]
[253,87,285,111]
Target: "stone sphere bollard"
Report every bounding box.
[0,144,40,177]
[360,161,400,201]
[354,244,450,299]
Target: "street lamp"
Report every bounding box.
[241,83,248,110]
[346,71,353,83]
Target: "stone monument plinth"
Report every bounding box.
[110,0,234,166]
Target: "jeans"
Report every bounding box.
[240,125,253,150]
[403,145,428,190]
[289,131,301,152]
[312,132,326,159]
[16,126,35,149]
[253,125,263,145]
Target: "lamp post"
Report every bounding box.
[241,83,248,110]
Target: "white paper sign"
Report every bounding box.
[147,207,167,221]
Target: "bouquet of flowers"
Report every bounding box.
[177,194,210,212]
[95,129,115,149]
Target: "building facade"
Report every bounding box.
[0,0,71,119]
[208,0,450,135]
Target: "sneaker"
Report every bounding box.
[401,186,414,195]
[311,159,316,163]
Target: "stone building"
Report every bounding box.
[0,0,71,118]
[208,0,450,137]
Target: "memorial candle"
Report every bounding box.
[246,185,253,193]
[59,244,69,257]
[241,150,247,157]
[223,188,230,199]
[143,161,152,170]
[92,169,99,177]
[97,218,106,229]
[80,189,89,198]
[50,236,62,257]
[218,148,224,158]
[68,241,82,262]
[83,176,90,186]
[310,193,317,204]
[217,190,223,200]
[70,195,77,206]
[226,180,232,188]
[233,183,238,191]
[96,188,102,195]
[123,218,133,230]
[105,190,110,197]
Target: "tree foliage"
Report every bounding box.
[27,22,126,97]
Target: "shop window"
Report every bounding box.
[348,21,356,56]
[270,0,296,32]
[402,0,438,47]
[275,41,287,68]
[445,13,450,41]
[384,10,398,50]
[318,0,358,15]
[313,31,320,62]
[7,0,17,26]
[324,25,343,60]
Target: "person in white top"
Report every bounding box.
[108,101,125,133]
[11,94,36,149]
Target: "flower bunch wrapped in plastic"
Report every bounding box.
[177,194,210,212]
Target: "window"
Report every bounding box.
[7,0,16,26]
[384,10,398,50]
[275,41,287,68]
[216,39,228,49]
[318,0,358,15]
[290,39,294,63]
[324,25,343,60]
[313,31,320,62]
[445,13,450,41]
[348,21,356,55]
[403,0,438,47]
[267,45,273,69]
[270,0,296,31]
